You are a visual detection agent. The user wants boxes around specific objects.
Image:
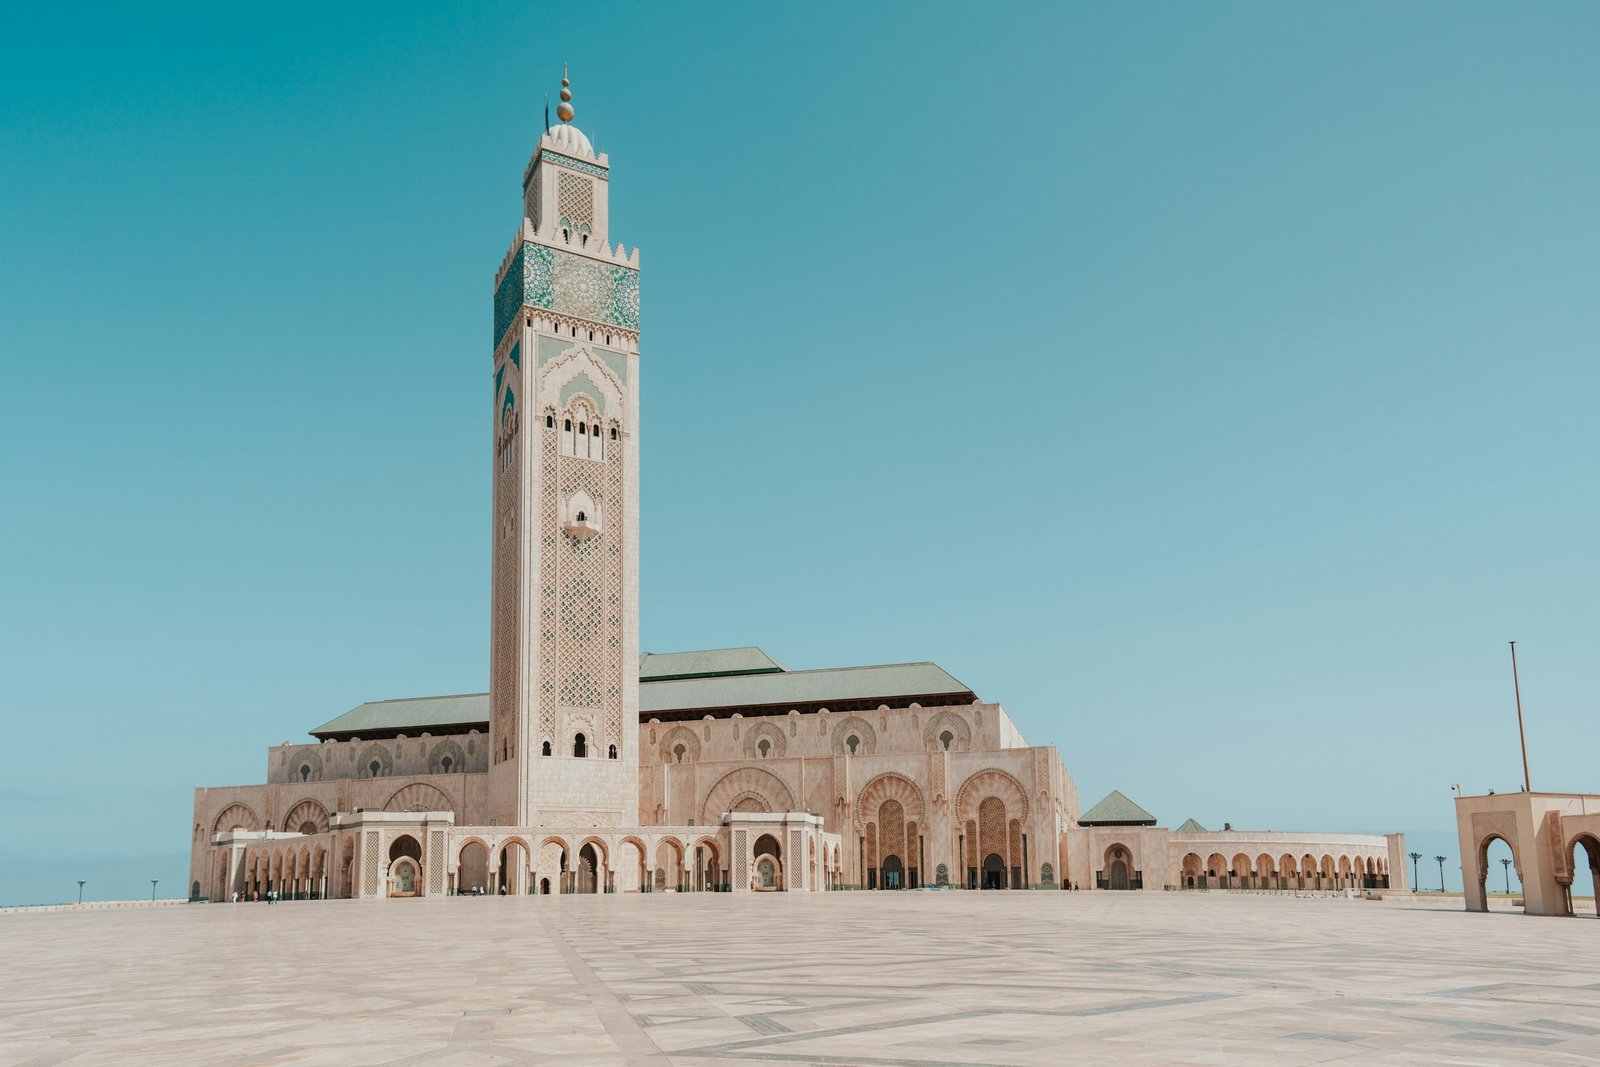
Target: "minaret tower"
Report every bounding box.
[488,71,641,828]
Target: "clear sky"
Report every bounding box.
[2,2,1596,905]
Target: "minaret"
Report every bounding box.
[488,71,641,828]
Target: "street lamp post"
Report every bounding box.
[150,879,159,902]
[1500,857,1512,896]
[1434,855,1447,893]
[76,880,85,905]
[1408,851,1422,892]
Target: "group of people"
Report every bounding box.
[230,890,279,903]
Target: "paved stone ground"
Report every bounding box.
[2,892,1596,1066]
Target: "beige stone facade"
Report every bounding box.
[186,82,1403,905]
[1455,790,1600,916]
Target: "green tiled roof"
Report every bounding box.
[309,654,977,739]
[639,647,786,681]
[640,662,973,717]
[311,693,490,740]
[1175,818,1208,833]
[1078,790,1158,827]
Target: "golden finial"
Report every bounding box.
[556,64,574,123]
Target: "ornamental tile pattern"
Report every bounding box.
[495,242,641,343]
[540,149,610,178]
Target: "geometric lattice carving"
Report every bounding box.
[355,743,393,779]
[428,739,466,775]
[742,721,786,759]
[557,172,594,231]
[361,833,379,898]
[490,344,522,764]
[855,772,928,830]
[658,725,700,764]
[829,715,878,756]
[547,388,624,749]
[979,797,1007,865]
[427,829,446,896]
[879,799,906,868]
[922,710,971,752]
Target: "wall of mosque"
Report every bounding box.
[266,733,490,784]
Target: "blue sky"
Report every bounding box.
[2,2,1596,904]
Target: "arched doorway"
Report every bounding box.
[753,833,782,891]
[982,852,1005,890]
[389,835,422,898]
[578,842,601,894]
[694,840,720,892]
[498,840,528,895]
[619,839,647,893]
[458,841,489,895]
[882,855,904,890]
[537,839,568,893]
[1477,835,1520,911]
[1571,835,1600,916]
[1104,845,1136,890]
[656,838,684,892]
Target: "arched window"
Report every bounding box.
[440,756,453,774]
[542,740,552,756]
[939,730,954,751]
[575,510,586,523]
[300,764,311,782]
[673,743,685,763]
[757,739,771,758]
[564,418,572,430]
[609,426,618,440]
[369,760,381,778]
[846,735,860,755]
[545,414,554,428]
[608,744,618,759]
[573,733,587,758]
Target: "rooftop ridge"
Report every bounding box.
[641,644,772,656]
[352,691,488,707]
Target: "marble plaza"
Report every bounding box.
[3,892,1596,1066]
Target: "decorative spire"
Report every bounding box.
[556,65,574,124]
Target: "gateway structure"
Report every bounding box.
[188,78,1406,901]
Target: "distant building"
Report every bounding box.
[187,75,1404,902]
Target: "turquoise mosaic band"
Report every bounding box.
[539,150,609,179]
[494,241,640,342]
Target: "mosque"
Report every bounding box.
[188,76,1407,902]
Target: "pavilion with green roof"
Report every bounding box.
[1078,790,1158,827]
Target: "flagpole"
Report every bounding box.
[1510,641,1531,792]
